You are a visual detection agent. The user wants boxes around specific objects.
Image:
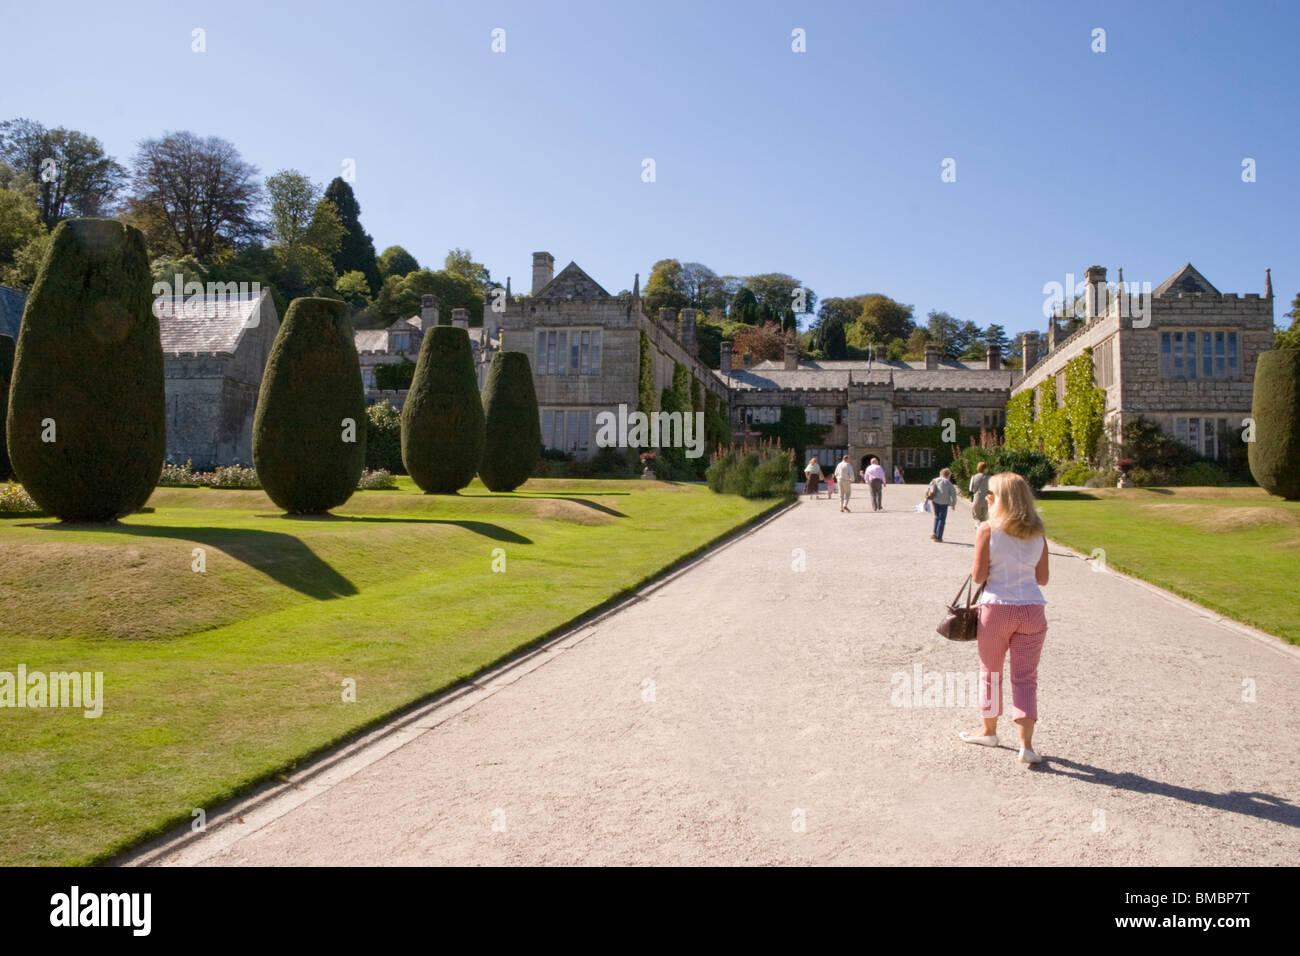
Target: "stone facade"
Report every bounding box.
[1012,264,1274,461]
[727,354,1018,476]
[158,290,280,469]
[493,253,727,459]
[0,285,25,341]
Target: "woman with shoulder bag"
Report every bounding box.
[958,472,1050,766]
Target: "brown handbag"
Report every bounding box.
[937,574,986,641]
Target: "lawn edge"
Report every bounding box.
[1045,536,1300,653]
[99,491,794,867]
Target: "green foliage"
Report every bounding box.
[324,178,381,294]
[376,268,482,326]
[948,444,1055,494]
[1248,348,1300,499]
[656,386,690,478]
[1118,417,1198,485]
[0,118,127,229]
[1064,348,1106,464]
[1276,295,1300,349]
[0,482,38,514]
[335,270,372,309]
[637,330,656,414]
[479,351,541,492]
[252,297,366,514]
[401,326,484,493]
[1036,382,1072,462]
[378,245,419,279]
[643,259,689,314]
[754,406,830,466]
[1056,460,1099,486]
[706,440,795,498]
[1005,391,1035,449]
[893,408,987,453]
[365,400,403,473]
[0,186,44,265]
[0,334,13,478]
[695,319,722,369]
[158,461,260,488]
[6,219,164,521]
[356,468,397,490]
[0,232,50,290]
[1174,461,1229,486]
[373,359,415,390]
[443,248,494,296]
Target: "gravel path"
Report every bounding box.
[132,485,1300,866]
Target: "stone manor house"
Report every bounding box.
[25,257,1264,478]
[1011,264,1275,464]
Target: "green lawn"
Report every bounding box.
[0,478,779,866]
[1036,486,1300,645]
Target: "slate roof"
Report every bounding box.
[156,291,270,354]
[0,285,26,341]
[731,361,1018,392]
[354,329,389,352]
[533,261,610,300]
[1153,263,1219,297]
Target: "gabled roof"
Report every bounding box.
[157,291,272,354]
[0,285,26,341]
[1153,263,1219,297]
[533,261,610,300]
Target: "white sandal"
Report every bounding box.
[1018,747,1043,765]
[959,731,999,747]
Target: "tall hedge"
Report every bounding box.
[478,351,540,492]
[1248,348,1300,499]
[6,219,164,521]
[252,297,366,513]
[0,334,13,480]
[401,325,484,493]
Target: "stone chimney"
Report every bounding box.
[1022,331,1040,370]
[679,308,698,356]
[986,344,1001,371]
[720,341,733,374]
[531,252,554,294]
[420,294,439,329]
[451,308,469,330]
[1085,265,1107,320]
[924,344,941,370]
[742,351,753,370]
[783,343,798,371]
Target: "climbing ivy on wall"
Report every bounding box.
[638,330,656,414]
[672,362,693,416]
[1007,349,1106,464]
[1035,382,1073,462]
[1004,391,1035,450]
[891,407,992,454]
[1063,348,1106,465]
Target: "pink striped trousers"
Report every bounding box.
[976,602,1047,720]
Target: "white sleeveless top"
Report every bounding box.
[978,528,1046,605]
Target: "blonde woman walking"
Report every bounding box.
[959,472,1050,766]
[803,457,823,499]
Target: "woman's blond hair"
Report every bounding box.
[988,472,1044,539]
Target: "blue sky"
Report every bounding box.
[4,0,1297,339]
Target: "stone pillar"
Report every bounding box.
[420,294,439,329]
[1085,265,1107,320]
[658,307,676,329]
[720,341,733,374]
[451,308,469,329]
[531,252,554,294]
[1022,331,1040,369]
[679,308,698,356]
[924,344,941,370]
[986,344,1001,370]
[784,343,798,371]
[742,352,753,370]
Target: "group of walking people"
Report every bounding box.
[802,455,899,513]
[805,453,1051,766]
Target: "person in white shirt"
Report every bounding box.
[864,457,887,511]
[893,465,903,485]
[833,455,856,512]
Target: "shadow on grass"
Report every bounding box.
[68,523,358,600]
[1044,757,1300,829]
[318,515,533,543]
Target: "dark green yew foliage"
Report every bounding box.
[478,351,540,492]
[252,297,366,513]
[0,334,13,480]
[6,219,165,521]
[1248,348,1300,499]
[401,325,484,493]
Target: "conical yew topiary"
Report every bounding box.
[252,297,366,514]
[6,219,164,521]
[1248,348,1300,500]
[0,334,14,480]
[478,351,541,492]
[401,325,484,493]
